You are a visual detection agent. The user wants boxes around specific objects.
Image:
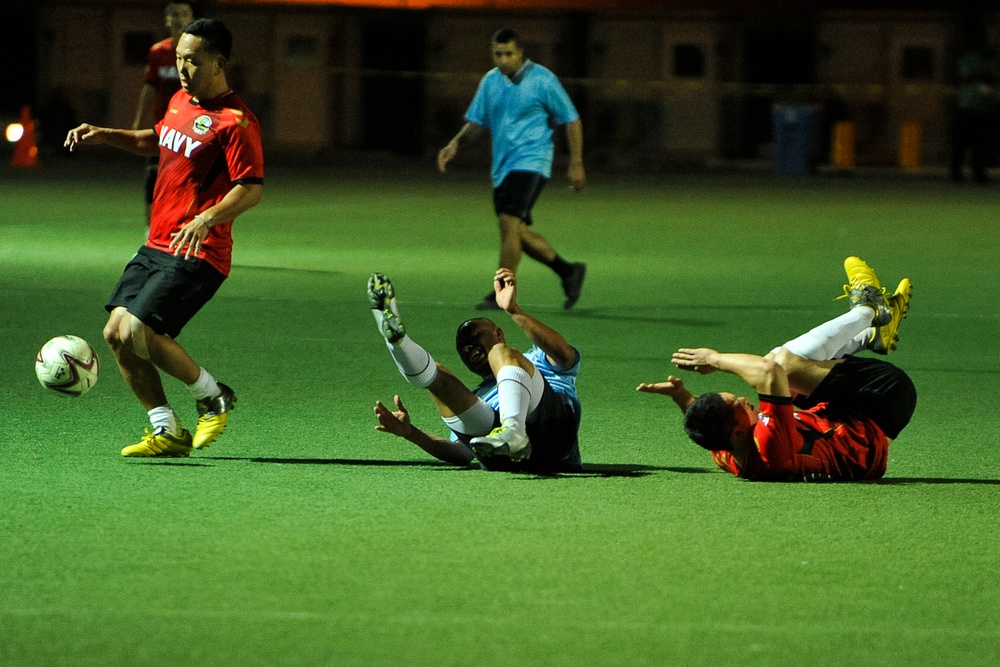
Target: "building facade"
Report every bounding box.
[36,2,999,168]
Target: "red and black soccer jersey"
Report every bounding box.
[144,38,182,126]
[149,89,264,276]
[711,395,890,482]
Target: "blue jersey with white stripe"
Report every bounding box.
[465,60,580,187]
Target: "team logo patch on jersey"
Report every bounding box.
[193,115,213,135]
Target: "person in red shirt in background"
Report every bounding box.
[638,257,915,482]
[131,2,195,224]
[65,18,263,458]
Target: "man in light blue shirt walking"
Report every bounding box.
[438,28,587,311]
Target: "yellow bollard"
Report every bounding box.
[899,121,921,171]
[831,121,856,170]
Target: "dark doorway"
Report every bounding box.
[724,19,817,159]
[360,11,426,156]
[2,7,38,114]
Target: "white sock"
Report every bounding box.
[387,335,438,388]
[148,405,180,435]
[773,308,875,361]
[186,367,221,401]
[496,366,543,434]
[442,399,497,437]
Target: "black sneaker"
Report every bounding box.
[474,291,501,311]
[562,262,586,309]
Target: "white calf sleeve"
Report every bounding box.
[387,335,438,388]
[496,365,544,433]
[776,308,874,361]
[442,399,497,437]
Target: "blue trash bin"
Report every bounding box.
[772,104,817,175]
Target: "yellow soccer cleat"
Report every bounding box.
[840,256,891,326]
[121,427,193,458]
[193,382,237,450]
[869,278,912,355]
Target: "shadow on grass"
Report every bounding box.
[870,477,1000,485]
[200,456,711,478]
[203,456,460,469]
[541,464,714,479]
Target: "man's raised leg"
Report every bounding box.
[369,272,484,420]
[776,257,910,361]
[369,272,439,388]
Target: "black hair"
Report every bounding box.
[183,18,232,60]
[455,318,493,352]
[491,28,523,49]
[683,392,736,452]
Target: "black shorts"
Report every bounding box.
[794,355,917,439]
[493,170,548,225]
[453,379,582,474]
[143,156,158,205]
[523,380,582,473]
[106,246,226,339]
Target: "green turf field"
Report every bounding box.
[2,159,998,666]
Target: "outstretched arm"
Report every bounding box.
[672,348,790,398]
[64,124,159,156]
[636,374,696,413]
[374,396,475,466]
[493,268,577,370]
[437,122,486,173]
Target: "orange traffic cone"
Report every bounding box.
[11,105,39,167]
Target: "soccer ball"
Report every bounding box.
[35,335,100,397]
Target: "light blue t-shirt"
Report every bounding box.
[474,345,581,414]
[465,60,580,187]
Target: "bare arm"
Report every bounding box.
[374,396,475,466]
[437,122,486,173]
[564,119,586,191]
[636,374,696,414]
[64,124,159,156]
[672,348,790,398]
[169,183,263,259]
[493,268,577,370]
[132,84,156,130]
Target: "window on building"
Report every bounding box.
[901,46,934,80]
[673,43,705,78]
[285,35,319,67]
[123,32,156,66]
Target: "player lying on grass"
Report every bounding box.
[369,269,582,473]
[637,257,915,482]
